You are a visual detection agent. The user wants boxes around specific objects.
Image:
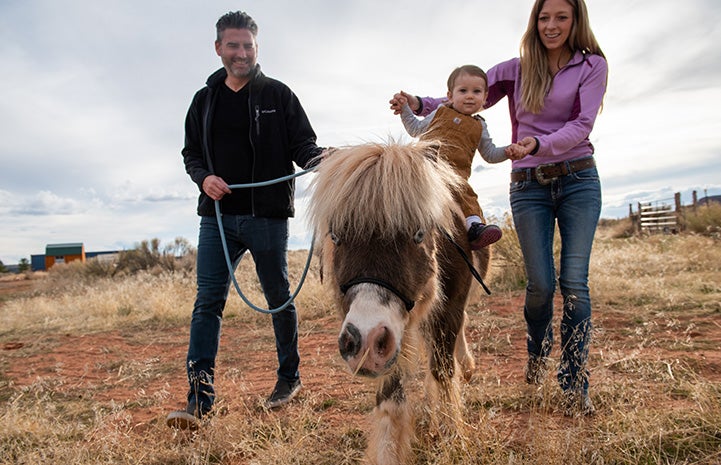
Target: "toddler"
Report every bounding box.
[396,65,505,249]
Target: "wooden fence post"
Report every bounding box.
[675,192,682,232]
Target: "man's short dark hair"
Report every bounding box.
[216,11,258,41]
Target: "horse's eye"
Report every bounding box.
[330,231,341,246]
[413,229,425,244]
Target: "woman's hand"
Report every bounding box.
[518,136,538,154]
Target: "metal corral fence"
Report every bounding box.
[637,194,680,234]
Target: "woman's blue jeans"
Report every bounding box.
[186,215,300,411]
[510,159,601,394]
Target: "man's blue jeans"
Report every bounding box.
[510,159,601,394]
[186,215,300,411]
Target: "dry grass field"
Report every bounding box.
[1,221,720,464]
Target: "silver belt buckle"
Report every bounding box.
[535,163,557,185]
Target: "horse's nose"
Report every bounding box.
[339,323,362,360]
[339,322,399,377]
[366,325,396,367]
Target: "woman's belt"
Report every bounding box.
[510,157,596,185]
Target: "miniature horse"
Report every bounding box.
[309,141,490,464]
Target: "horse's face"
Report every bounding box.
[327,229,439,378]
[309,141,462,379]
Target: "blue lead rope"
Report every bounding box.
[214,167,317,314]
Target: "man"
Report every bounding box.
[167,11,325,430]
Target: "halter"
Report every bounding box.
[339,277,416,312]
[336,225,491,313]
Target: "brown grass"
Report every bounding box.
[683,202,721,235]
[1,227,720,464]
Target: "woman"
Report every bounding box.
[390,0,607,416]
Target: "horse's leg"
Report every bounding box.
[455,310,475,382]
[426,236,473,415]
[424,304,465,434]
[453,246,489,383]
[366,370,413,465]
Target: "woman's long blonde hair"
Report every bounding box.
[519,0,605,113]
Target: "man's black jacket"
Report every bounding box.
[182,65,324,218]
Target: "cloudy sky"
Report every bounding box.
[1,0,720,264]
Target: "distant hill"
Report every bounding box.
[699,195,721,206]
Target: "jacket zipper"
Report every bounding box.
[254,105,260,136]
[248,97,259,216]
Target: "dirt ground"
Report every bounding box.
[1,273,720,434]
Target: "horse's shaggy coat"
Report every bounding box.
[309,141,490,465]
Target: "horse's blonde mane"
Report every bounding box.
[309,141,462,241]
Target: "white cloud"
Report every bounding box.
[2,0,721,263]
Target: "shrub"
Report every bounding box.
[488,213,526,291]
[114,238,196,276]
[683,202,721,235]
[598,217,636,238]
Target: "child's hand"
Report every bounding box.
[389,91,418,115]
[505,137,538,160]
[505,144,525,160]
